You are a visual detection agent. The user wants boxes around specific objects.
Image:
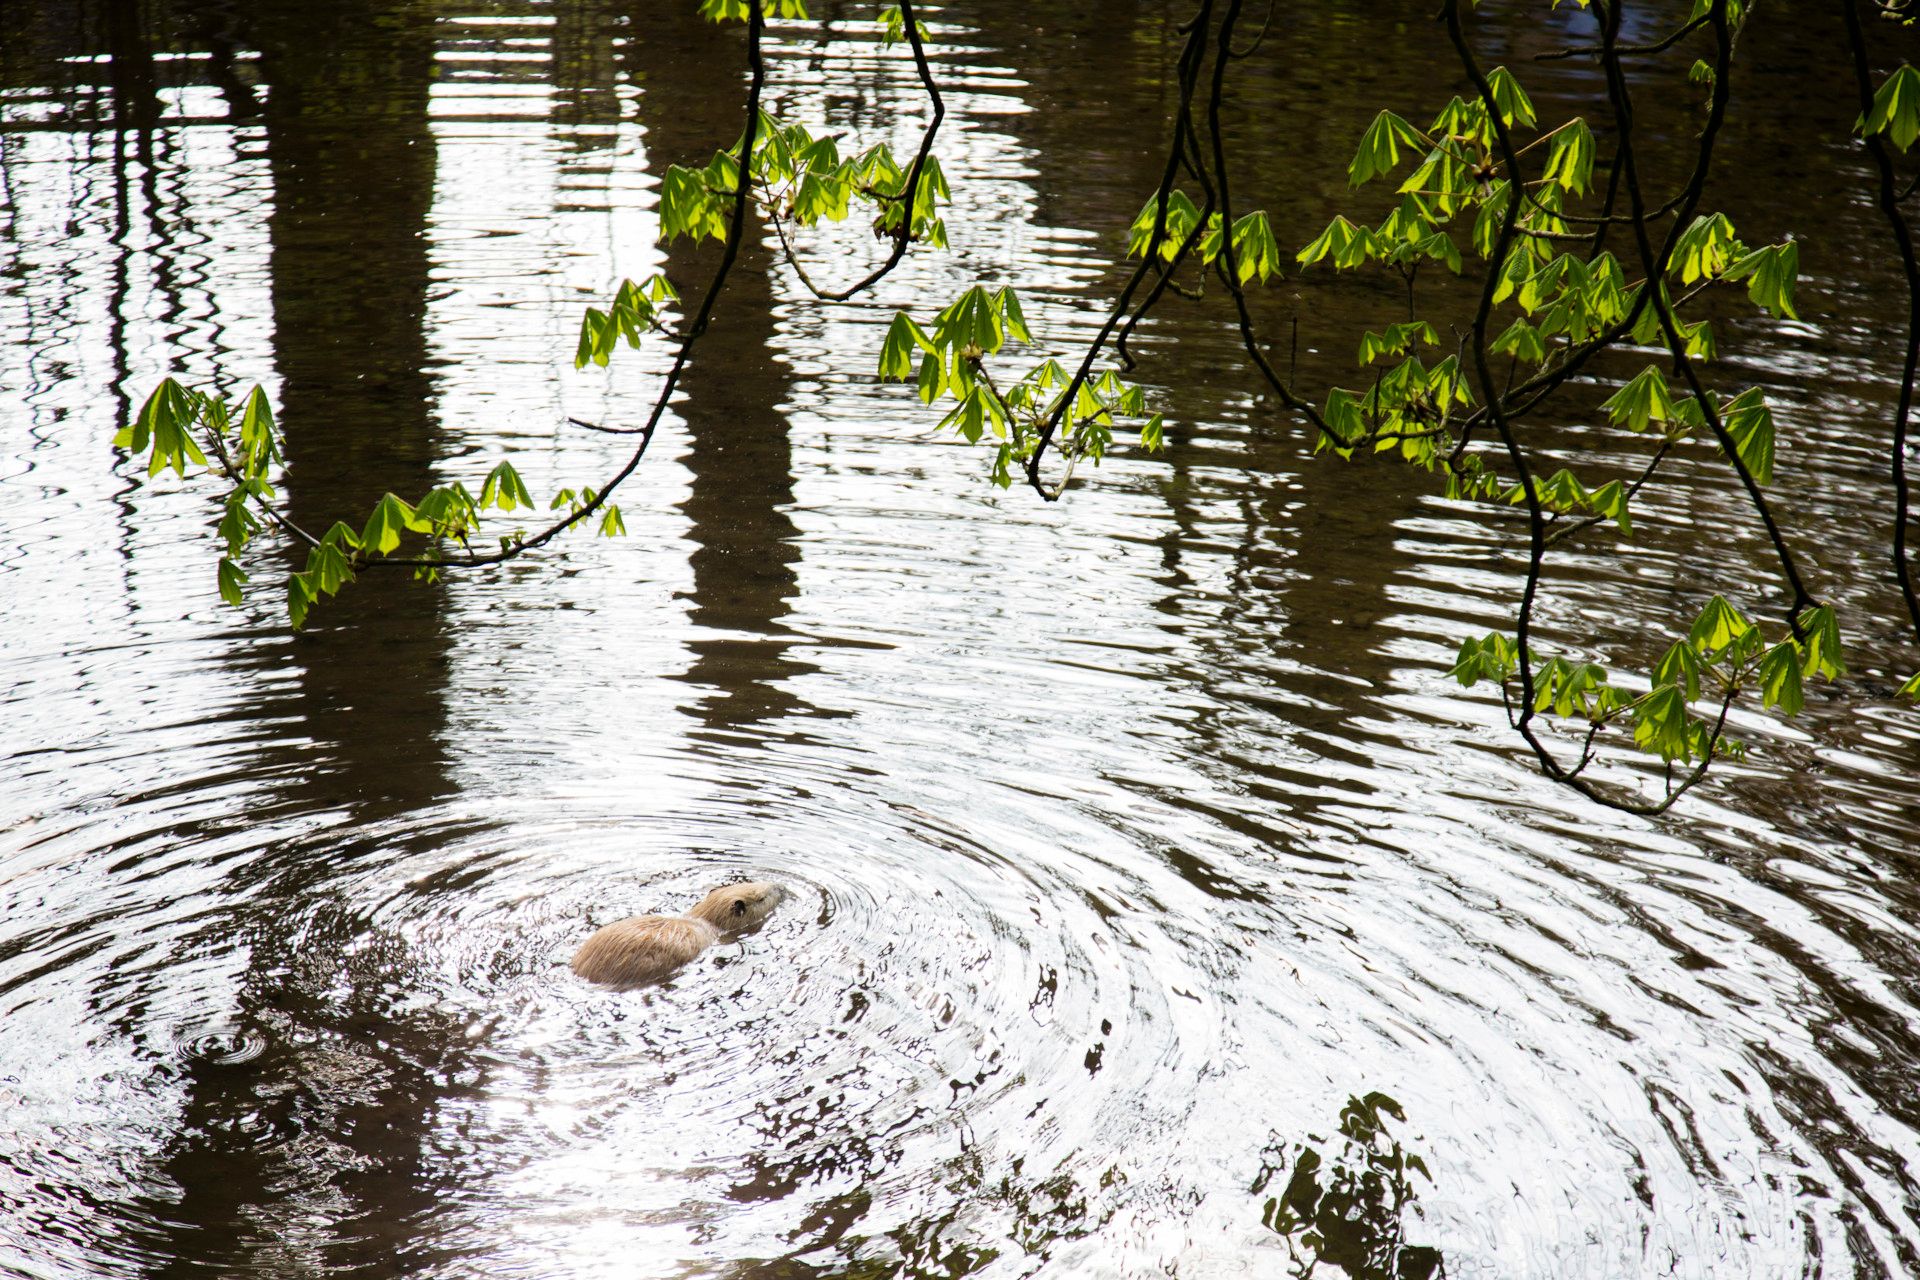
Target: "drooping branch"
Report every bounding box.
[386,7,771,571]
[1594,0,1817,637]
[1023,0,1216,497]
[211,6,775,580]
[1842,0,1920,644]
[1441,0,1561,787]
[1200,0,1342,447]
[770,0,947,303]
[1440,0,1752,816]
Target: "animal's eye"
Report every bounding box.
[732,900,747,916]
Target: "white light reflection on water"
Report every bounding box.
[4,3,1920,1278]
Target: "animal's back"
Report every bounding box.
[570,913,722,989]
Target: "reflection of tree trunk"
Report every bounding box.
[255,0,452,810]
[551,1,622,145]
[104,0,161,144]
[620,3,816,732]
[136,6,474,1275]
[103,0,160,435]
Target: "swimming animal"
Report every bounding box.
[570,881,786,989]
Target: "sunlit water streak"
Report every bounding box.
[4,2,1920,1277]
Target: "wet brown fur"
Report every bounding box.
[570,881,784,989]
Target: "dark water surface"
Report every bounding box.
[5,1,1920,1276]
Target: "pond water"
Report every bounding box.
[4,1,1920,1276]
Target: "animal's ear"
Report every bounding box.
[732,899,748,916]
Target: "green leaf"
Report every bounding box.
[1472,181,1513,258]
[415,484,479,536]
[1429,95,1482,143]
[1536,468,1589,512]
[361,492,422,556]
[239,387,279,471]
[303,540,354,596]
[127,379,207,477]
[1126,189,1201,261]
[1758,641,1804,716]
[598,505,626,537]
[1670,394,1707,439]
[1898,671,1920,699]
[217,558,248,607]
[287,573,315,630]
[640,273,678,304]
[1632,685,1692,762]
[320,521,364,554]
[1799,603,1844,679]
[1348,111,1428,187]
[1358,321,1438,366]
[1680,319,1716,360]
[1688,594,1751,654]
[660,164,723,242]
[1321,387,1365,449]
[1140,413,1165,452]
[217,494,260,556]
[1484,66,1538,130]
[932,286,1005,355]
[576,308,608,369]
[916,351,946,404]
[879,3,926,46]
[1296,216,1376,270]
[1229,210,1283,283]
[1534,657,1607,717]
[1491,317,1546,363]
[1450,632,1518,687]
[1726,241,1800,319]
[1416,231,1463,275]
[1655,641,1702,702]
[1721,388,1776,485]
[1600,365,1677,433]
[878,312,936,379]
[1862,64,1920,151]
[1542,119,1595,195]
[1587,478,1631,534]
[1670,213,1739,285]
[480,461,536,513]
[997,287,1032,345]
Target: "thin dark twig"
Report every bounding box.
[1544,437,1672,548]
[1199,0,1342,448]
[1536,12,1709,62]
[1228,0,1276,58]
[1023,0,1217,496]
[1441,0,1555,778]
[203,428,329,551]
[769,0,944,302]
[1842,0,1920,643]
[1588,148,1625,256]
[1453,92,1743,467]
[1115,104,1219,368]
[567,416,642,435]
[1597,0,1816,634]
[1442,0,1743,815]
[281,4,773,575]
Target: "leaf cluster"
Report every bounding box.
[1451,596,1844,767]
[1125,192,1283,286]
[113,379,630,628]
[662,110,948,253]
[878,286,1163,487]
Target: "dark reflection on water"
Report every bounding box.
[6,1,1920,1277]
[1253,1093,1443,1280]
[627,3,822,735]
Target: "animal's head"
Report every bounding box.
[688,881,787,932]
